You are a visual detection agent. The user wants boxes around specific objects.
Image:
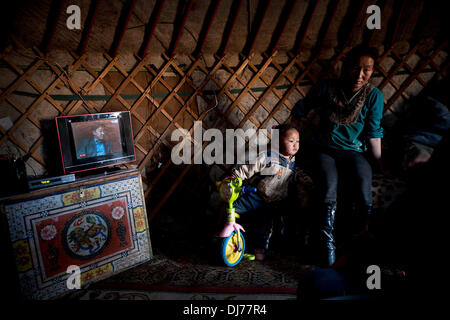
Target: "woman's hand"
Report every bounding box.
[368,138,390,176]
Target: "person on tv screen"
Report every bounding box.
[78,123,113,158]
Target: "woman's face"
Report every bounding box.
[346,55,375,92]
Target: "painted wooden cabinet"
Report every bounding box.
[0,169,152,300]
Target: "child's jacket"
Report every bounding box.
[231,150,295,203]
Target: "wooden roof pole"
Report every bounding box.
[40,0,64,55]
[110,0,138,57]
[267,0,296,56]
[168,0,195,57]
[194,0,222,58]
[388,0,407,48]
[139,0,165,59]
[243,0,272,57]
[77,0,102,55]
[294,0,320,55]
[217,0,243,57]
[312,0,342,57]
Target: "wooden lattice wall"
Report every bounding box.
[0,38,448,220]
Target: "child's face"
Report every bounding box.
[280,129,300,157]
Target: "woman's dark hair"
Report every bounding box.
[342,45,378,72]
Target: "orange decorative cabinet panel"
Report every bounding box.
[0,169,152,300]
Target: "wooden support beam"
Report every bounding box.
[267,0,296,56]
[77,0,102,55]
[217,0,243,57]
[312,0,342,57]
[341,0,370,49]
[243,0,272,57]
[139,0,166,58]
[387,0,407,48]
[293,0,320,55]
[194,0,222,58]
[40,0,64,54]
[110,0,138,57]
[168,0,194,57]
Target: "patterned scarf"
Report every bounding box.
[327,81,374,125]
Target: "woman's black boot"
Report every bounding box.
[319,202,337,266]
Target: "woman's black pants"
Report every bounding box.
[309,147,374,266]
[316,147,373,206]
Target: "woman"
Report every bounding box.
[291,45,385,266]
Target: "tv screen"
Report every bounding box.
[56,111,136,174]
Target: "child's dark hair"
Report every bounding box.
[274,123,299,137]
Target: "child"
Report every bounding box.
[228,124,300,261]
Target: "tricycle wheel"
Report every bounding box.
[221,231,245,267]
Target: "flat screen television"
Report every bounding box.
[55,111,136,174]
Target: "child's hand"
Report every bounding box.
[219,222,245,238]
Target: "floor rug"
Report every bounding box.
[62,252,316,300]
[64,288,297,300]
